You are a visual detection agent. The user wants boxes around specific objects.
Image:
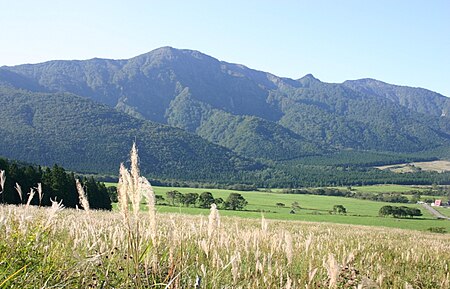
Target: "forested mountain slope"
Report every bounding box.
[0,86,262,182]
[1,47,449,162]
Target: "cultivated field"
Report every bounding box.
[1,204,449,288]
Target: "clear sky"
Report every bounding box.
[1,0,449,96]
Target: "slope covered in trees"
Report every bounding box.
[0,87,262,183]
[1,47,449,187]
[2,47,449,161]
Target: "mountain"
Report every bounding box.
[343,78,450,117]
[0,86,263,183]
[1,47,449,169]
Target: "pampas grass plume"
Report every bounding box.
[75,179,90,211]
[0,170,5,194]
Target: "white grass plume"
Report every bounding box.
[130,142,141,217]
[208,203,220,239]
[118,163,130,216]
[323,253,340,288]
[25,187,36,209]
[45,198,64,227]
[140,176,157,238]
[36,183,43,206]
[75,179,90,211]
[0,170,5,194]
[15,183,23,202]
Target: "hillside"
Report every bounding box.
[0,86,262,182]
[3,47,449,161]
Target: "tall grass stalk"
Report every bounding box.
[14,183,23,202]
[0,170,5,194]
[75,179,90,211]
[117,142,157,287]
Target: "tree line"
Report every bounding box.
[0,158,112,210]
[158,190,248,210]
[378,205,422,218]
[282,187,417,203]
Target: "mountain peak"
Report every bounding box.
[297,73,321,86]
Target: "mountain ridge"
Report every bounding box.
[1,47,449,167]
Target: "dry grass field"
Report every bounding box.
[376,160,450,173]
[0,204,449,288]
[1,144,449,288]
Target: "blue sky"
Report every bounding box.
[1,0,449,96]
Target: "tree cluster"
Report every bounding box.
[0,158,111,210]
[332,205,347,214]
[378,205,422,218]
[283,188,413,203]
[163,191,248,210]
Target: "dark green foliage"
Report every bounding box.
[182,193,198,207]
[379,205,394,217]
[83,177,112,210]
[155,195,165,204]
[166,190,183,206]
[426,227,447,233]
[224,193,248,210]
[0,87,263,184]
[333,205,347,214]
[198,192,215,208]
[0,47,449,187]
[107,186,118,203]
[0,158,111,209]
[214,197,224,207]
[379,205,422,218]
[2,47,449,160]
[196,110,322,160]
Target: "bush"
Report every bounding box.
[426,227,447,234]
[224,193,248,210]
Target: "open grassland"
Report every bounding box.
[335,184,424,193]
[376,160,450,173]
[434,206,450,218]
[1,205,449,288]
[135,186,448,232]
[105,183,450,231]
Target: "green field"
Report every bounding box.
[435,206,450,218]
[335,184,424,193]
[106,183,450,232]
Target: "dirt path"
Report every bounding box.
[421,203,450,220]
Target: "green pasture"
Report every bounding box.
[108,183,450,232]
[335,184,425,193]
[434,206,450,218]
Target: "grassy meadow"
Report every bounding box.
[1,204,449,288]
[105,183,450,232]
[435,206,450,218]
[2,148,448,288]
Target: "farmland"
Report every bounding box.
[105,183,450,232]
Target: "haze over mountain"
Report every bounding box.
[0,47,449,184]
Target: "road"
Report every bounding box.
[421,203,450,220]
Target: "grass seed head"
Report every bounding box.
[208,203,220,239]
[25,187,36,209]
[118,163,130,217]
[0,170,5,194]
[76,179,90,211]
[15,183,23,202]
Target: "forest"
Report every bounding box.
[0,158,111,210]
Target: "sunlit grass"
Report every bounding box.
[1,204,449,288]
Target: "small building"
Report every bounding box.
[434,199,442,206]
